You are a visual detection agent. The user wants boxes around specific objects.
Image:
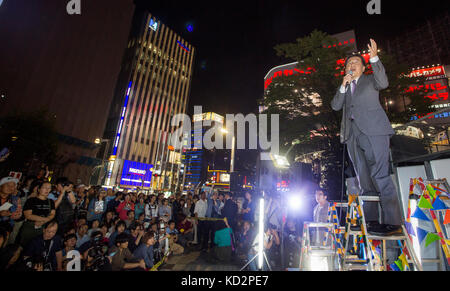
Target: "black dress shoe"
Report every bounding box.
[350,225,361,231]
[351,221,379,232]
[384,225,403,236]
[367,223,387,235]
[368,224,403,236]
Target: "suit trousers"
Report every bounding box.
[346,121,403,225]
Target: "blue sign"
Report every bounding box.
[120,160,154,187]
[149,19,158,31]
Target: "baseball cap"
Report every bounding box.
[0,177,19,187]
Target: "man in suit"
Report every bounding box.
[331,39,403,236]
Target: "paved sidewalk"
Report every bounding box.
[160,247,243,271]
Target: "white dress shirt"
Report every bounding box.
[194,199,208,218]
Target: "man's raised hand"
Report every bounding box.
[368,38,378,59]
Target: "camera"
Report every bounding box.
[84,232,109,271]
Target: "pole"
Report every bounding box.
[97,139,110,186]
[230,135,236,173]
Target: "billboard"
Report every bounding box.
[120,160,154,187]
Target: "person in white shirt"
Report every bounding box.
[194,192,209,250]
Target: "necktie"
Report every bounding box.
[351,80,356,95]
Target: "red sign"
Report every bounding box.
[264,66,315,90]
[408,66,445,78]
[323,38,356,48]
[406,83,448,93]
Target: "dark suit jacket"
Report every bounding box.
[331,59,394,144]
[222,199,238,223]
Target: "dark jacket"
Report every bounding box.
[222,199,238,223]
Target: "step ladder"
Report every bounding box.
[341,195,423,271]
[299,222,338,271]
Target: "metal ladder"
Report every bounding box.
[341,195,423,271]
[299,222,338,271]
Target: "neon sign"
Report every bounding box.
[113,82,132,156]
[120,160,154,187]
[408,66,445,79]
[129,168,146,176]
[149,19,158,31]
[177,40,190,53]
[322,38,356,48]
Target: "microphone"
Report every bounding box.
[345,70,353,90]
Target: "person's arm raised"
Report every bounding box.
[368,39,388,90]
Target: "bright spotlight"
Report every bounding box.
[288,194,303,210]
[270,154,290,169]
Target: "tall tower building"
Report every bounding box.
[104,8,195,191]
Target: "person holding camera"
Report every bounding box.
[49,178,76,235]
[87,190,107,225]
[23,220,63,271]
[116,194,134,221]
[77,231,111,271]
[247,225,279,271]
[145,195,159,225]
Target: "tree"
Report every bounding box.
[262,30,429,199]
[0,110,59,177]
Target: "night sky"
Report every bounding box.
[141,0,449,116]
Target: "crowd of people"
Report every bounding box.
[0,173,320,271]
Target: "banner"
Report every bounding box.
[412,207,430,221]
[418,196,433,209]
[431,197,448,210]
[425,233,441,248]
[417,227,429,244]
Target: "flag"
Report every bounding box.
[390,263,401,271]
[444,210,450,225]
[394,260,404,271]
[404,221,416,237]
[425,233,441,248]
[432,197,448,211]
[412,207,430,221]
[426,185,437,201]
[418,196,433,209]
[417,227,429,244]
[399,253,409,270]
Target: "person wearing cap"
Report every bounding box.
[0,177,22,232]
[331,39,403,236]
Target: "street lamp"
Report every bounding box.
[221,127,236,173]
[94,138,111,186]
